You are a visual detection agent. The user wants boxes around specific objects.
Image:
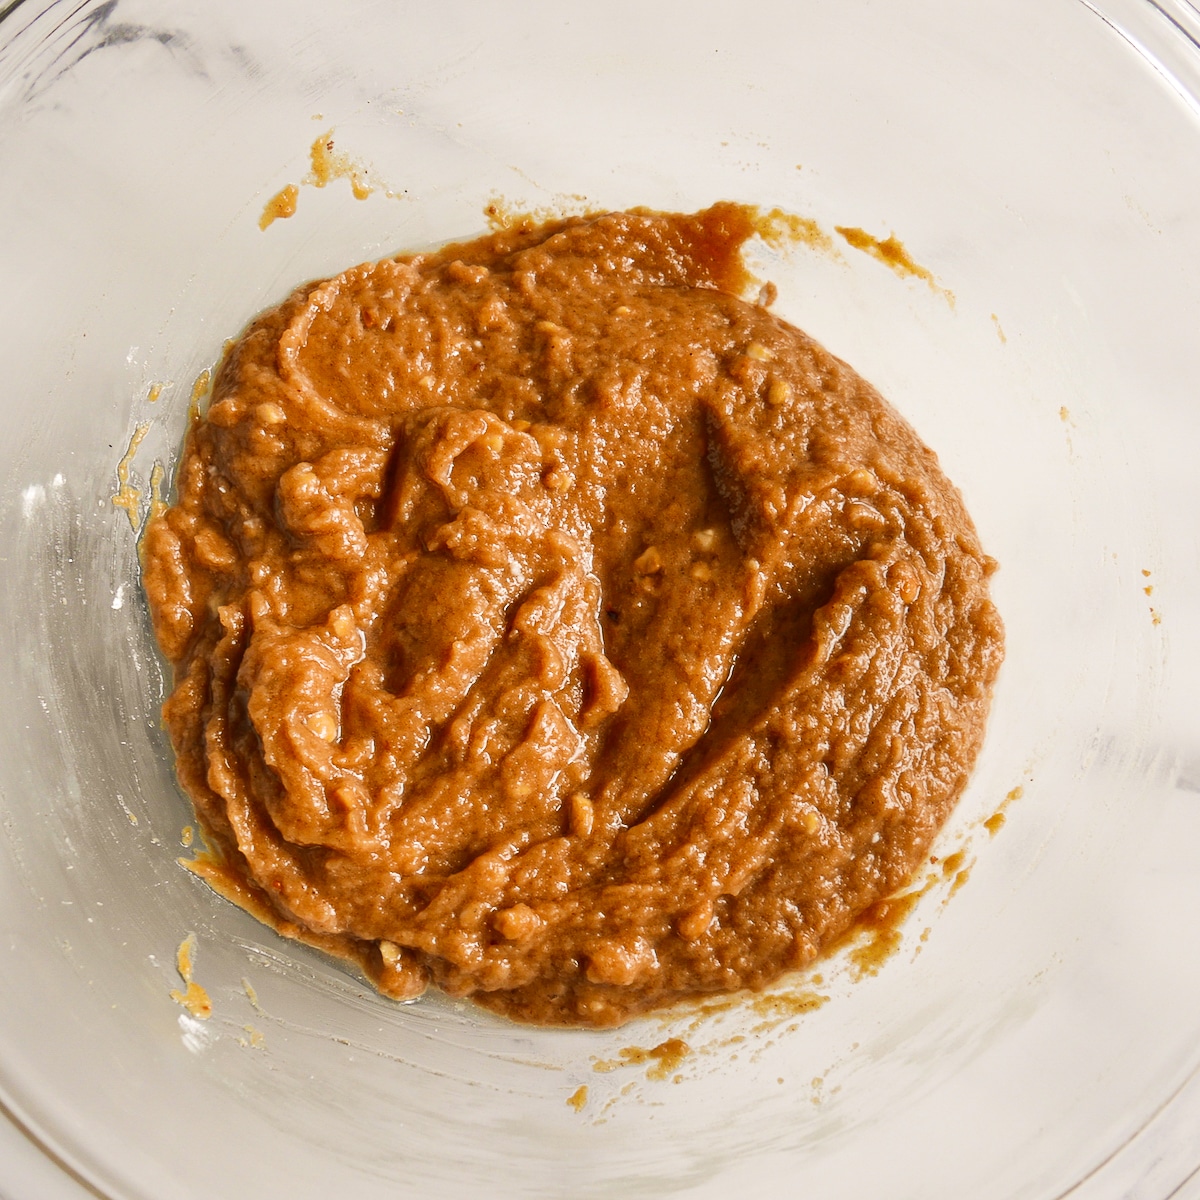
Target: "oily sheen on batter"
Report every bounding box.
[143,204,1003,1028]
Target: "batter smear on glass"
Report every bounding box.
[142,204,1003,1027]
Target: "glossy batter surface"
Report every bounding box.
[143,205,1003,1027]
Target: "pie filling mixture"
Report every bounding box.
[142,204,1003,1028]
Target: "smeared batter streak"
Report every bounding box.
[169,933,212,1020]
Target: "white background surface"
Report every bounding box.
[1,1108,94,1200]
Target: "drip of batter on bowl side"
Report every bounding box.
[142,203,1003,1028]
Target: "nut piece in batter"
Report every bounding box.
[143,204,1003,1027]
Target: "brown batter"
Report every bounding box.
[142,204,1003,1028]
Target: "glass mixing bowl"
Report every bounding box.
[3,1,1200,1197]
